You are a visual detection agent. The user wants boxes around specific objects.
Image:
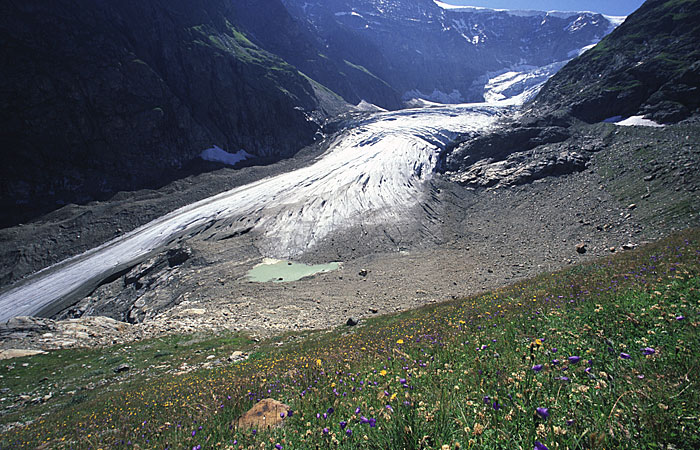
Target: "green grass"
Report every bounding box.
[1,229,699,449]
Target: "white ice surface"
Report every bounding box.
[0,103,510,321]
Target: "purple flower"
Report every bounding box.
[536,407,549,419]
[534,441,549,450]
[323,428,329,434]
[275,445,283,450]
[399,378,407,385]
[287,410,294,417]
[676,315,684,321]
[191,430,196,437]
[355,407,361,414]
[483,395,491,405]
[532,364,543,372]
[551,348,558,353]
[360,416,369,424]
[327,407,334,415]
[280,412,285,418]
[346,428,353,437]
[642,347,656,355]
[568,356,581,364]
[620,352,631,359]
[368,418,377,428]
[551,359,559,365]
[493,401,501,411]
[340,421,347,430]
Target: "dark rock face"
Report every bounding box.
[282,0,617,103]
[532,0,700,124]
[0,0,347,227]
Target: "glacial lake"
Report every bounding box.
[247,259,341,282]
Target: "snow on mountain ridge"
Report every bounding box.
[434,0,626,24]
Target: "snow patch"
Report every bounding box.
[606,115,665,127]
[200,146,253,166]
[603,115,664,127]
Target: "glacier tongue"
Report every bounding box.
[0,102,510,321]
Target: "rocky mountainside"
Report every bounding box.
[445,0,700,187]
[282,0,619,104]
[530,0,700,124]
[0,0,348,227]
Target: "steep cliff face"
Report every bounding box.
[282,0,619,103]
[0,0,347,226]
[531,0,700,123]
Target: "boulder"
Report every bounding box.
[576,243,587,254]
[0,349,47,360]
[235,398,291,430]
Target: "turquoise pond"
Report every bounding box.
[246,260,341,282]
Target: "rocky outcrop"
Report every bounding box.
[0,0,349,227]
[532,0,700,124]
[449,149,589,189]
[55,246,195,323]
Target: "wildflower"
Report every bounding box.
[340,421,347,430]
[642,347,656,355]
[568,356,581,364]
[676,315,684,321]
[534,442,549,450]
[532,364,543,372]
[551,359,559,365]
[535,339,543,346]
[483,395,490,405]
[620,352,631,359]
[396,339,404,345]
[379,370,387,376]
[369,418,377,427]
[287,410,294,417]
[536,407,549,419]
[346,428,353,437]
[323,428,329,434]
[355,406,361,414]
[492,401,501,411]
[275,445,283,450]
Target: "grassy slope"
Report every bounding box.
[1,229,699,449]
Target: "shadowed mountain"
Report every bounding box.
[531,0,700,123]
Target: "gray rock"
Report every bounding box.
[346,317,359,326]
[113,364,130,373]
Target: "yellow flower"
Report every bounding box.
[316,359,322,367]
[396,339,404,344]
[379,370,387,376]
[535,339,543,346]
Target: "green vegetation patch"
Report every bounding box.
[1,229,699,449]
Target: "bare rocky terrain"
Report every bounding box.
[2,116,698,352]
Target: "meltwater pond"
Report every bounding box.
[247,259,341,282]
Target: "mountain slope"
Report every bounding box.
[531,0,700,123]
[282,0,620,103]
[0,0,348,227]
